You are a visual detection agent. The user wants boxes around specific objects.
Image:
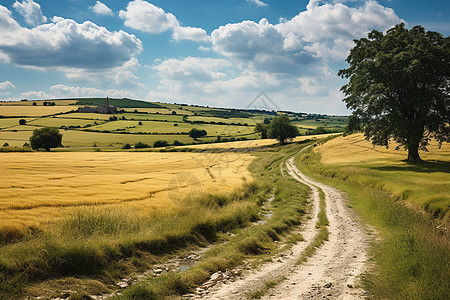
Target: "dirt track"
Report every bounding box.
[196,151,370,299]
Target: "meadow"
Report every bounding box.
[296,134,450,299]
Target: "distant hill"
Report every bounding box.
[73,98,163,108]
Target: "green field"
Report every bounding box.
[0,98,346,149]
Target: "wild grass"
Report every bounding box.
[296,139,450,300]
[110,142,312,300]
[246,276,286,299]
[297,186,329,264]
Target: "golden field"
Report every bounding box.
[317,133,450,164]
[0,152,254,231]
[0,105,78,116]
[182,133,339,149]
[314,133,450,220]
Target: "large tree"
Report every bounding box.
[29,127,62,151]
[268,115,299,144]
[339,24,449,162]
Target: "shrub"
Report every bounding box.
[122,143,131,149]
[189,128,207,140]
[173,140,184,146]
[19,119,26,125]
[109,116,118,121]
[2,143,9,147]
[134,142,149,149]
[153,140,169,148]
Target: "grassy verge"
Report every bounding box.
[297,186,329,264]
[245,276,286,299]
[296,145,449,300]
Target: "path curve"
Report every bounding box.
[195,149,370,300]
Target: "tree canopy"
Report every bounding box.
[268,115,299,144]
[189,128,207,140]
[29,127,62,151]
[254,123,268,139]
[339,24,449,162]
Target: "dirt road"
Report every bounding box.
[195,152,370,299]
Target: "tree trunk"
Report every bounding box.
[406,142,422,162]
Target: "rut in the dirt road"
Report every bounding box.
[194,152,370,300]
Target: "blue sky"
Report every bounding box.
[0,0,448,114]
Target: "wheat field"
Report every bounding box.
[0,106,77,116]
[317,133,450,165]
[315,133,450,220]
[0,152,254,232]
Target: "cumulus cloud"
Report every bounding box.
[0,6,142,72]
[119,0,209,42]
[12,0,47,26]
[173,26,211,42]
[0,5,20,32]
[154,57,232,82]
[247,0,268,7]
[50,84,137,99]
[0,81,15,89]
[89,1,113,16]
[211,0,403,73]
[20,90,51,100]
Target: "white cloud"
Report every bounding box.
[0,81,15,89]
[20,90,52,100]
[211,0,403,74]
[247,0,268,7]
[12,0,47,26]
[173,26,211,42]
[89,1,113,16]
[0,5,20,32]
[0,7,142,72]
[119,0,178,34]
[119,0,209,42]
[50,84,137,99]
[154,57,233,82]
[276,0,402,59]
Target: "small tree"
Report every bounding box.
[29,127,63,151]
[153,140,169,148]
[3,143,9,147]
[254,123,268,139]
[134,141,149,149]
[173,140,184,146]
[268,115,299,144]
[32,102,37,106]
[122,143,131,149]
[189,128,207,140]
[339,24,449,162]
[19,119,27,125]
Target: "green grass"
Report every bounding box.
[297,185,329,264]
[0,118,35,129]
[27,117,101,128]
[246,276,286,299]
[296,145,450,300]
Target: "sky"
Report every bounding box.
[0,0,448,114]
